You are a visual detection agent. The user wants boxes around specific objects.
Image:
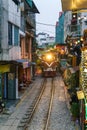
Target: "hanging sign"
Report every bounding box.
[23,62,29,68]
[77,91,84,100]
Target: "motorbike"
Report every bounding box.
[0,100,5,113]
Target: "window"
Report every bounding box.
[71,13,77,25]
[14,26,19,46]
[25,37,29,53]
[8,22,12,45]
[84,21,87,25]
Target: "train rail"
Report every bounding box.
[17,78,55,130]
[44,78,55,130]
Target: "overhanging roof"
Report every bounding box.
[16,59,29,63]
[30,1,39,13]
[24,0,39,13]
[26,0,32,8]
[16,59,31,68]
[61,0,87,11]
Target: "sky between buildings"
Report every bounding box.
[33,0,62,37]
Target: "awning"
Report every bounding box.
[61,0,87,11]
[29,1,40,13]
[16,59,31,68]
[26,0,32,7]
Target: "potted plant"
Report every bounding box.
[70,102,79,121]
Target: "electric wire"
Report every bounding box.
[1,4,56,37]
[36,22,56,27]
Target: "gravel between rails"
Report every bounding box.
[27,76,76,130]
[27,78,52,130]
[48,76,75,130]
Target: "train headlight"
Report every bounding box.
[46,54,52,61]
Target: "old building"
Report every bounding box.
[0,0,39,100]
[36,32,55,48]
[55,12,64,44]
[18,0,39,92]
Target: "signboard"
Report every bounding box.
[0,74,2,98]
[0,64,10,73]
[77,91,84,100]
[23,62,29,68]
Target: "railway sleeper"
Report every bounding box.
[25,113,31,116]
[17,123,26,129]
[23,116,29,119]
[20,118,28,123]
[26,110,32,113]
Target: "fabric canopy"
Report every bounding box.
[16,59,31,68]
[61,0,87,11]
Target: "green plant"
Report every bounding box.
[70,102,79,118]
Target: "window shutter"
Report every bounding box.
[14,26,19,46]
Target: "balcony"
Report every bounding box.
[26,14,35,28]
[20,12,35,33]
[70,24,81,34]
[71,18,77,25]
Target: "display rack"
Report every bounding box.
[79,47,87,100]
[79,47,87,128]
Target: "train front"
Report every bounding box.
[41,52,58,77]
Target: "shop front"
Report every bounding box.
[16,59,32,91]
[0,63,19,100]
[0,64,10,99]
[79,47,87,130]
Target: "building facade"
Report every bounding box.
[64,11,87,43]
[0,0,39,100]
[55,12,64,44]
[36,32,55,48]
[0,0,21,100]
[64,11,72,42]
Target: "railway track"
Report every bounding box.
[44,78,55,130]
[17,78,55,130]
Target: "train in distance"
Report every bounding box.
[40,50,58,77]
